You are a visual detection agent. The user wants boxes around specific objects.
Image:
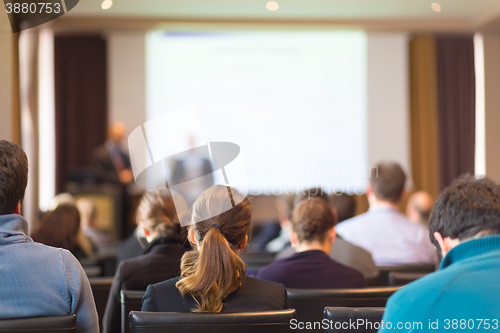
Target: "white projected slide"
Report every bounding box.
[146,31,368,194]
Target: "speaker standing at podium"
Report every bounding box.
[93,122,133,239]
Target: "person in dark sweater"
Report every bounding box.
[142,185,288,313]
[102,189,188,333]
[257,197,366,289]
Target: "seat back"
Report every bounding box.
[0,315,76,333]
[323,307,385,333]
[375,264,435,286]
[121,290,146,333]
[388,271,429,286]
[89,277,114,331]
[129,309,296,333]
[287,287,399,332]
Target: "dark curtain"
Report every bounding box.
[54,35,107,193]
[436,36,475,191]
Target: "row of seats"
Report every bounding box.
[121,286,398,333]
[0,307,385,333]
[87,263,432,331]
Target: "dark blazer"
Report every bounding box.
[102,236,186,333]
[92,144,131,184]
[257,250,367,289]
[142,276,288,313]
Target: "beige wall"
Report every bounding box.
[367,33,412,187]
[107,32,147,151]
[0,13,13,141]
[482,34,500,183]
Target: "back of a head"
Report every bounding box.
[176,185,252,313]
[370,162,406,203]
[407,191,434,224]
[330,192,356,223]
[136,189,187,239]
[294,188,329,207]
[33,203,81,251]
[291,198,336,244]
[0,140,28,215]
[429,175,500,251]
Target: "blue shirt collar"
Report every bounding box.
[440,234,500,270]
[0,214,31,245]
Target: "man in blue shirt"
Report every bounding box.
[380,175,500,332]
[0,140,99,332]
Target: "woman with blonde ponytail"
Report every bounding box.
[103,189,188,333]
[142,185,287,313]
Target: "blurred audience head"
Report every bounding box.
[76,198,98,229]
[49,193,76,211]
[407,191,434,225]
[368,162,406,204]
[291,198,337,247]
[330,192,356,223]
[429,175,500,258]
[176,185,251,313]
[108,122,126,144]
[276,194,294,228]
[294,187,329,207]
[32,203,81,253]
[136,189,187,241]
[0,140,28,215]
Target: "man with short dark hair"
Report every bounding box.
[380,175,500,331]
[0,140,99,332]
[336,162,437,265]
[276,188,379,276]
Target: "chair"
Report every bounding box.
[0,315,76,333]
[129,309,296,333]
[241,254,276,275]
[375,264,435,286]
[323,307,385,333]
[287,287,399,332]
[89,277,114,331]
[363,271,380,287]
[388,271,429,286]
[121,290,146,333]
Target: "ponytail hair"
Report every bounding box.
[176,185,252,313]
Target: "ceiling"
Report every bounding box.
[55,0,500,32]
[69,0,500,21]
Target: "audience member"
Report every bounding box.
[406,191,434,226]
[0,140,98,332]
[32,203,89,260]
[276,189,378,276]
[258,197,366,288]
[141,185,287,313]
[336,162,437,266]
[103,189,188,333]
[116,227,147,264]
[264,195,294,253]
[330,192,356,223]
[77,198,115,247]
[47,193,96,256]
[380,175,500,332]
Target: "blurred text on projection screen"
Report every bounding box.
[146,31,367,194]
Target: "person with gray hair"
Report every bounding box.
[336,162,437,266]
